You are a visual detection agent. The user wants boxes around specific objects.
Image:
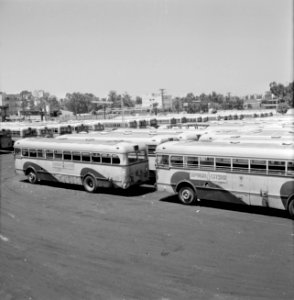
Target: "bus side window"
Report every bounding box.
[216,157,231,170]
[250,159,266,174]
[54,150,63,160]
[157,155,169,166]
[82,152,91,162]
[92,153,100,163]
[102,154,111,164]
[37,149,44,158]
[268,160,285,175]
[63,151,72,161]
[112,154,120,164]
[170,155,183,167]
[46,150,53,160]
[187,156,199,168]
[232,158,248,172]
[29,149,37,158]
[287,161,294,175]
[22,148,29,157]
[199,156,214,169]
[14,148,21,156]
[72,152,81,161]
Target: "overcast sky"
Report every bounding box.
[0,0,293,98]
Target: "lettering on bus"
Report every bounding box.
[190,171,227,183]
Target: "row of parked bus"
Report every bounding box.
[12,117,294,218]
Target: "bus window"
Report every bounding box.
[199,156,214,169]
[29,149,37,158]
[138,150,147,161]
[15,148,21,156]
[72,152,81,161]
[37,149,44,158]
[102,153,111,164]
[112,154,120,164]
[268,160,285,175]
[63,151,72,160]
[157,155,169,166]
[287,161,294,175]
[46,150,54,160]
[250,159,266,174]
[147,145,156,155]
[216,157,231,170]
[187,156,199,168]
[22,148,29,157]
[170,155,183,167]
[128,152,138,163]
[92,153,100,163]
[232,158,248,172]
[82,152,91,162]
[54,150,63,160]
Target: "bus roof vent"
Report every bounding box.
[282,142,293,146]
[230,141,240,144]
[271,135,281,139]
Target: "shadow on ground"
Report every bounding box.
[21,179,156,197]
[160,194,290,219]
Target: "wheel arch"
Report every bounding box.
[175,180,197,194]
[24,165,37,176]
[286,193,294,209]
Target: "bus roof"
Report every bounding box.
[14,138,143,153]
[156,140,294,160]
[56,132,175,144]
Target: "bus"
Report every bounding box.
[14,138,149,192]
[56,132,176,182]
[155,141,294,218]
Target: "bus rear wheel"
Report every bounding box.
[288,198,294,219]
[83,175,97,193]
[178,186,196,205]
[27,169,37,184]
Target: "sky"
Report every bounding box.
[0,0,293,99]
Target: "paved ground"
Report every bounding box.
[0,153,294,300]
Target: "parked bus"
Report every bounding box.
[14,138,149,192]
[155,141,294,218]
[3,125,37,141]
[56,132,176,181]
[0,130,13,149]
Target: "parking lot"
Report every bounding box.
[1,152,294,300]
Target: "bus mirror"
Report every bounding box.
[134,145,139,151]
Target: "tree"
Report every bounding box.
[135,96,142,105]
[270,81,294,108]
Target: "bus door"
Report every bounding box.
[230,158,250,205]
[248,159,269,207]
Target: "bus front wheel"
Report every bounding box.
[178,186,196,205]
[83,175,97,193]
[27,169,37,184]
[288,198,294,219]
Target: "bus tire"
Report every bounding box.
[83,175,97,193]
[27,169,38,184]
[178,186,196,205]
[288,198,294,219]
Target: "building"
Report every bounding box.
[141,93,172,110]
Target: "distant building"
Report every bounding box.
[141,93,172,110]
[243,98,261,109]
[261,98,281,110]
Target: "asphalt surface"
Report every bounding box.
[0,153,294,300]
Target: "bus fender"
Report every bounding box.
[24,165,37,176]
[286,193,294,209]
[175,180,197,195]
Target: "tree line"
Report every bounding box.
[4,81,293,116]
